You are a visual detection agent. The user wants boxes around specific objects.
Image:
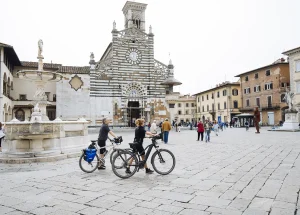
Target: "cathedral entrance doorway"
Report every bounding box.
[127,101,140,127]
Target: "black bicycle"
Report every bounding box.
[111,134,176,179]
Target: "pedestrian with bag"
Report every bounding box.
[197,121,204,141]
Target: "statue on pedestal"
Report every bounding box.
[38,39,43,57]
[284,87,295,111]
[90,52,94,61]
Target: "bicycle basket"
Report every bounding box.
[85,148,97,162]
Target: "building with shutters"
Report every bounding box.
[282,46,300,123]
[235,59,290,126]
[165,93,196,124]
[194,82,241,123]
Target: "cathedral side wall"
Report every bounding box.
[56,74,90,121]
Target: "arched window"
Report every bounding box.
[7,77,11,97]
[133,19,141,29]
[233,101,238,108]
[3,73,7,96]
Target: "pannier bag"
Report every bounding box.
[83,148,97,163]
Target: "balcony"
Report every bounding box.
[240,103,281,111]
[279,87,290,93]
[261,103,281,110]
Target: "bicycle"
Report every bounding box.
[111,134,176,179]
[79,136,126,173]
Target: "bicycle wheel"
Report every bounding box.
[151,149,176,175]
[79,153,99,173]
[110,148,132,164]
[112,150,138,179]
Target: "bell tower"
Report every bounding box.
[122,1,147,31]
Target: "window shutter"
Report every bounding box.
[259,86,261,91]
[244,89,246,94]
[265,84,267,90]
[270,83,273,89]
[249,88,251,93]
[254,87,256,92]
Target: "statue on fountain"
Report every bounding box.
[38,39,43,57]
[284,87,296,112]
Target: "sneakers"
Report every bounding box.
[145,168,154,174]
[125,168,132,174]
[98,165,106,170]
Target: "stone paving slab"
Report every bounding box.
[0,127,300,214]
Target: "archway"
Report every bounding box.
[122,82,148,127]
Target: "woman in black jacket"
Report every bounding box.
[126,119,155,174]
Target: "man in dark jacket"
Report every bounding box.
[254,107,260,133]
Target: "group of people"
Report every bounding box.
[196,120,220,142]
[97,117,172,174]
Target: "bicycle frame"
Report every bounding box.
[91,138,120,163]
[125,137,161,170]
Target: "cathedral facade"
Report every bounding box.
[57,1,181,126]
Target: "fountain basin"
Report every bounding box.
[0,119,89,163]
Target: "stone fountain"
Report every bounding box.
[0,40,89,163]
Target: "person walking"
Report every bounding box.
[175,122,178,132]
[0,122,5,152]
[254,107,260,133]
[197,121,204,141]
[159,120,164,142]
[150,120,157,134]
[213,121,219,136]
[97,118,117,170]
[204,120,212,142]
[162,118,171,144]
[245,120,249,131]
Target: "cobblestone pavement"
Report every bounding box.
[0,127,300,215]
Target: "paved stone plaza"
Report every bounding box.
[0,127,299,215]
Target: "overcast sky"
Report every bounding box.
[1,0,300,95]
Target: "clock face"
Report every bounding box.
[126,48,141,65]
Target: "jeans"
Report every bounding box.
[163,131,169,143]
[205,130,210,142]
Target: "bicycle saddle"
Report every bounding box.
[91,140,97,145]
